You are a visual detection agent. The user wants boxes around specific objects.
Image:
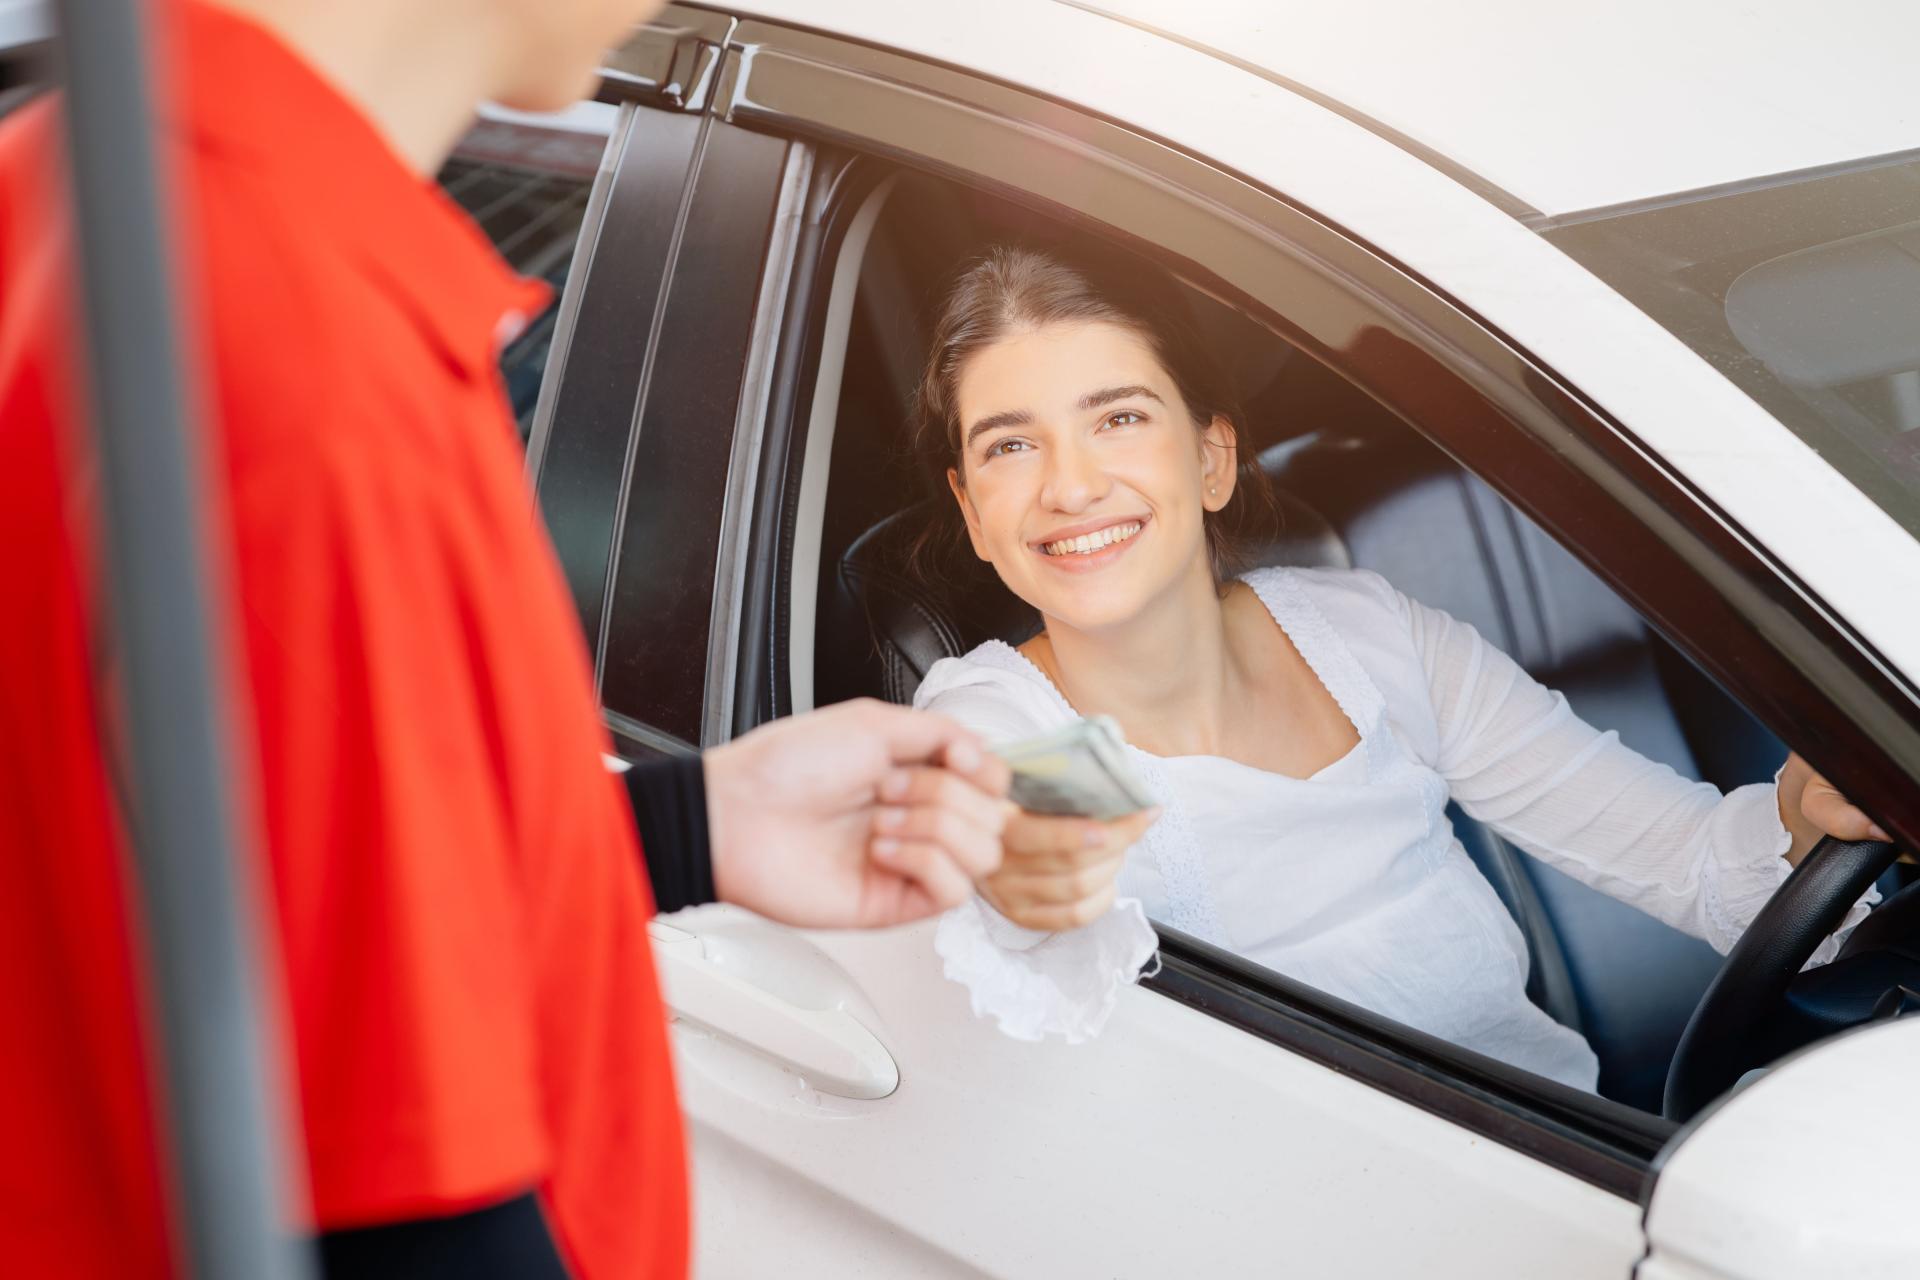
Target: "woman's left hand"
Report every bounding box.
[1776,751,1897,866]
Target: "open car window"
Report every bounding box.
[794,166,1804,1152]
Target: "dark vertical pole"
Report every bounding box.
[49,3,309,1276]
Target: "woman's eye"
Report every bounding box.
[985,437,1031,458]
[1100,411,1145,431]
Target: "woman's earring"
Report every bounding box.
[1209,485,1218,495]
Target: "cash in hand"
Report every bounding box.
[993,715,1156,821]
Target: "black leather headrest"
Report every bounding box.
[827,478,1350,706]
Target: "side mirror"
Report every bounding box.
[1642,1017,1920,1279]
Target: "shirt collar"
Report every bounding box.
[167,2,552,380]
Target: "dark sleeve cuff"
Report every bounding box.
[624,753,716,913]
[318,1192,568,1279]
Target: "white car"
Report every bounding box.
[446,3,1920,1275]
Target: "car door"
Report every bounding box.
[603,15,1659,1279]
[537,8,1919,1280]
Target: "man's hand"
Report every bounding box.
[1777,751,1898,866]
[981,807,1160,932]
[703,699,1012,928]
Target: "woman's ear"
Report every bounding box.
[947,466,994,561]
[1201,415,1239,512]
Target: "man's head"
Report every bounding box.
[487,0,671,112]
[208,0,673,171]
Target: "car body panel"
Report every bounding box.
[664,908,1647,1279]
[1640,1018,1920,1279]
[1068,0,1920,218]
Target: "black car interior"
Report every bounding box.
[807,171,1794,1113]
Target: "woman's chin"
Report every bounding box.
[1000,538,1196,636]
[1014,551,1211,639]
[1027,586,1155,638]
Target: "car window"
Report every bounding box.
[437,103,616,442]
[799,164,1794,1125]
[1542,156,1920,544]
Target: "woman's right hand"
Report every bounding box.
[979,806,1162,931]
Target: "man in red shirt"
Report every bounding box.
[0,1,1040,1275]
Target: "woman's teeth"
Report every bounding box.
[1042,521,1143,557]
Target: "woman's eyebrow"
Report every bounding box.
[963,385,1163,448]
[1078,384,1164,411]
[964,408,1033,447]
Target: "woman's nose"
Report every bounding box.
[1040,440,1109,513]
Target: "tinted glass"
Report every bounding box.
[529,106,704,665]
[599,123,789,744]
[1544,156,1920,543]
[438,105,616,439]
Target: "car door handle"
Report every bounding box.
[649,921,901,1100]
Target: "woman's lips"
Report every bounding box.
[1031,515,1149,573]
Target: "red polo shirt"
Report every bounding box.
[0,5,685,1276]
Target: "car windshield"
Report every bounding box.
[1542,153,1920,543]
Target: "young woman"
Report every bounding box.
[906,244,1891,1089]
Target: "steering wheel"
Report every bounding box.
[1664,835,1910,1121]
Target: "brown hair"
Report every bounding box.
[908,243,1275,583]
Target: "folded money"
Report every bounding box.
[993,715,1156,821]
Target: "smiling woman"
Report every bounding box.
[907,243,1276,594]
[903,243,1886,1091]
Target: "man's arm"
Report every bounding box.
[620,702,1013,925]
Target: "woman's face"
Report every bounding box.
[948,320,1236,634]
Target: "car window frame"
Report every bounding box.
[701,13,1920,1198]
[529,9,806,759]
[593,116,795,748]
[521,104,628,485]
[524,98,709,725]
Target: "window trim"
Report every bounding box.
[701,141,816,747]
[524,103,633,487]
[1149,928,1673,1198]
[780,170,899,718]
[596,5,736,113]
[728,153,895,735]
[594,116,789,744]
[525,103,709,680]
[605,708,698,761]
[591,112,713,709]
[707,14,1920,1195]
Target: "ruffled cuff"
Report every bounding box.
[1701,779,1879,968]
[933,896,1160,1043]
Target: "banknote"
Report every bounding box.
[993,715,1156,821]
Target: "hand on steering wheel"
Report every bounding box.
[1777,752,1895,861]
[1666,759,1906,1123]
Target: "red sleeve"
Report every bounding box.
[230,435,549,1225]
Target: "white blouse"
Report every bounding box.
[914,566,1873,1091]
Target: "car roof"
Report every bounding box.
[730,0,1920,219]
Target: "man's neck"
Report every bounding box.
[206,0,502,174]
[1033,558,1242,758]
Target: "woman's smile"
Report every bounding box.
[1033,515,1150,569]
